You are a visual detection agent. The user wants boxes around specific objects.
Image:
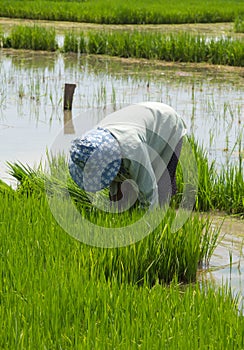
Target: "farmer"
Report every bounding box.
[69,102,187,210]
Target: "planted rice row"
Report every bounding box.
[1,25,244,66]
[0,0,243,24]
[77,30,244,66]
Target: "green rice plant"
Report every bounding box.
[0,183,243,349]
[7,157,220,285]
[1,26,243,66]
[213,133,244,215]
[7,160,92,207]
[5,25,57,51]
[79,31,86,53]
[234,16,244,33]
[86,31,107,54]
[0,179,14,194]
[83,31,244,67]
[214,164,244,215]
[63,30,79,53]
[0,0,243,24]
[176,136,217,212]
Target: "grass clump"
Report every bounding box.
[2,25,57,51]
[78,31,244,67]
[214,164,244,215]
[2,26,243,66]
[63,30,79,53]
[176,138,244,215]
[234,16,244,33]
[0,184,243,349]
[6,160,219,284]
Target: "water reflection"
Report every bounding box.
[64,110,75,134]
[200,215,244,312]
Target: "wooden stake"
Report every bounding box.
[63,83,76,110]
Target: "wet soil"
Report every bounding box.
[0,17,242,37]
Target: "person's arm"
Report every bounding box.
[128,157,158,208]
[109,182,123,202]
[109,144,159,209]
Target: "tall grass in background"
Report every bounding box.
[0,0,243,24]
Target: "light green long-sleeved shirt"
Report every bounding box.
[98,102,187,207]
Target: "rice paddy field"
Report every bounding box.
[0,1,244,349]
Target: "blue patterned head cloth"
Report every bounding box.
[69,127,121,192]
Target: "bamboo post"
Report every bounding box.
[63,83,76,110]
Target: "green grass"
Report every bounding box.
[2,25,244,66]
[0,184,243,348]
[235,16,244,33]
[2,25,57,51]
[176,137,244,215]
[1,0,244,24]
[6,159,219,284]
[0,143,243,348]
[82,30,244,66]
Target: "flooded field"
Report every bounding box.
[200,214,244,310]
[0,49,243,305]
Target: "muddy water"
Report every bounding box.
[200,215,244,310]
[1,17,244,39]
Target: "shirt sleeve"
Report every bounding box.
[109,181,119,197]
[123,145,159,208]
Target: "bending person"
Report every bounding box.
[69,102,187,210]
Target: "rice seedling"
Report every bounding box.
[81,30,244,67]
[2,25,243,67]
[3,25,58,51]
[0,178,13,193]
[177,137,217,212]
[63,30,79,53]
[0,180,243,349]
[214,163,244,215]
[234,16,244,33]
[87,31,244,66]
[6,153,221,284]
[0,0,243,25]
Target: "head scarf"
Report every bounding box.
[69,127,121,192]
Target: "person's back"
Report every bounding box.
[99,102,186,207]
[69,102,187,210]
